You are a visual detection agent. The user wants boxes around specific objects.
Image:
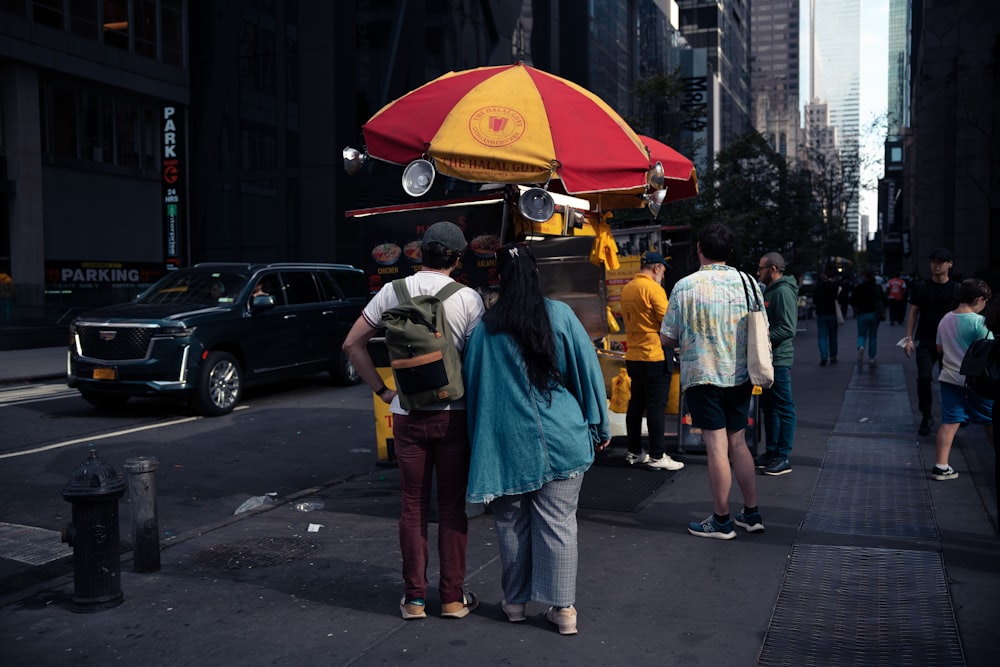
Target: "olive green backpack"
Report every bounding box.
[382,280,465,410]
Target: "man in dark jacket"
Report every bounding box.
[812,273,841,365]
[757,252,798,475]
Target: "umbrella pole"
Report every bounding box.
[499,188,512,244]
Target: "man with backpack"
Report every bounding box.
[343,221,485,620]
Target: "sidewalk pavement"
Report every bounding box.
[1,324,999,666]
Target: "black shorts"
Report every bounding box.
[685,381,753,432]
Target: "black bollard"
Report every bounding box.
[61,449,126,612]
[123,456,161,573]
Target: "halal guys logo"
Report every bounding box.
[468,106,526,147]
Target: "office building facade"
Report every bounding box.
[750,0,801,162]
[809,0,861,246]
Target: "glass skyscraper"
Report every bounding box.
[810,0,861,243]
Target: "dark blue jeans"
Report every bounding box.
[761,365,796,459]
[817,314,839,361]
[625,359,671,458]
[856,312,880,360]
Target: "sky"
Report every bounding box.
[800,0,889,237]
[858,0,889,233]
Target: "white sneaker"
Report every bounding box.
[647,454,684,471]
[625,451,650,465]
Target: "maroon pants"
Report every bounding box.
[393,410,470,604]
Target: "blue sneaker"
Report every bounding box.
[734,510,765,533]
[687,515,736,540]
[763,458,792,476]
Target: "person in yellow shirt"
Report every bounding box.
[619,252,684,471]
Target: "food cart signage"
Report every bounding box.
[348,196,507,299]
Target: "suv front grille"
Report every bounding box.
[78,326,155,361]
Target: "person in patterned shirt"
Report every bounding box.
[661,222,765,540]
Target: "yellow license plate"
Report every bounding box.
[93,367,116,380]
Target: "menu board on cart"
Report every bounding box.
[347,196,506,301]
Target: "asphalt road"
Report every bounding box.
[0,376,380,542]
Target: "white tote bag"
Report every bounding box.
[740,272,774,389]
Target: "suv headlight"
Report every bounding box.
[155,326,196,338]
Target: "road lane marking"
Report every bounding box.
[0,384,77,406]
[0,416,203,459]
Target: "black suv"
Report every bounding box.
[67,262,368,415]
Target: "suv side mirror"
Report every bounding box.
[251,294,276,311]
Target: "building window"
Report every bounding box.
[135,0,157,58]
[70,1,99,39]
[1,0,27,17]
[240,21,276,97]
[162,0,183,66]
[83,91,113,163]
[49,86,79,158]
[103,0,129,50]
[40,75,162,176]
[32,0,62,28]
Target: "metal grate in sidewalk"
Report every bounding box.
[834,390,914,436]
[758,544,964,666]
[0,522,72,566]
[802,436,938,540]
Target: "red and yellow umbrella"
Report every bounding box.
[362,62,653,195]
[572,134,698,211]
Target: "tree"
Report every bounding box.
[626,69,705,164]
[669,133,823,275]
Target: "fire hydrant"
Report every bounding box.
[61,449,126,612]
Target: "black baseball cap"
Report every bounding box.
[928,248,954,262]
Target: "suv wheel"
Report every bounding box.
[331,349,361,386]
[195,351,243,415]
[80,390,130,409]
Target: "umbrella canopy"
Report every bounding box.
[571,135,698,211]
[362,62,652,195]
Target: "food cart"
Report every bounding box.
[344,62,704,462]
[347,189,609,462]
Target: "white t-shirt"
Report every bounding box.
[363,271,485,414]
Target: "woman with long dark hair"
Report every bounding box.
[463,243,610,635]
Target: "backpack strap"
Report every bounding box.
[434,281,465,302]
[392,279,412,305]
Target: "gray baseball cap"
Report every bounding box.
[422,221,467,253]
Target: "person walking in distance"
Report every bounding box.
[886,272,908,325]
[813,273,841,366]
[342,221,485,620]
[756,252,798,476]
[619,251,684,471]
[930,278,993,480]
[903,248,960,435]
[462,243,610,635]
[661,222,764,539]
[851,268,889,365]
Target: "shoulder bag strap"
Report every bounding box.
[739,271,760,312]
